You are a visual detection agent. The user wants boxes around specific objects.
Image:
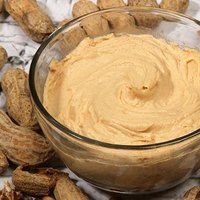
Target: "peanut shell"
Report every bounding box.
[103,12,135,32]
[2,68,38,129]
[72,0,110,37]
[0,182,23,200]
[54,177,89,200]
[42,197,55,200]
[13,166,67,196]
[0,110,53,165]
[0,150,8,174]
[58,19,71,28]
[0,0,3,12]
[184,186,200,200]
[128,0,160,28]
[97,0,126,9]
[97,0,135,32]
[160,0,189,13]
[4,0,55,42]
[0,46,7,70]
[59,26,86,56]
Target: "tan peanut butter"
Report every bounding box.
[43,34,200,145]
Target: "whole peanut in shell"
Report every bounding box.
[128,0,160,28]
[72,0,110,37]
[0,46,7,70]
[160,0,189,13]
[2,68,38,129]
[0,150,8,174]
[4,0,55,42]
[0,110,53,166]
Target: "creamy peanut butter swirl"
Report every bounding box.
[44,34,200,145]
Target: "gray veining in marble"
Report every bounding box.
[0,0,199,199]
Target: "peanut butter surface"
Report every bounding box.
[44,34,200,145]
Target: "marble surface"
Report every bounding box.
[0,0,200,199]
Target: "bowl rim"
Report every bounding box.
[29,7,200,150]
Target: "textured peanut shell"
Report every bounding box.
[42,197,55,200]
[103,12,135,32]
[0,0,3,12]
[58,19,71,28]
[0,110,53,165]
[97,0,126,9]
[2,68,38,129]
[4,0,55,42]
[59,26,86,56]
[184,186,200,200]
[72,0,110,37]
[97,0,135,31]
[0,182,23,200]
[13,166,69,196]
[54,177,89,200]
[160,0,189,13]
[128,0,160,28]
[0,150,8,174]
[129,0,158,7]
[72,0,99,18]
[0,46,7,70]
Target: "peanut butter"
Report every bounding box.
[44,34,200,145]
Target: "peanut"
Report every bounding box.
[59,26,86,56]
[4,0,55,43]
[184,186,200,200]
[0,46,7,70]
[103,12,135,32]
[0,110,53,165]
[0,182,23,200]
[97,0,135,32]
[160,0,189,13]
[2,68,38,129]
[58,19,71,28]
[13,166,65,196]
[97,0,126,9]
[73,0,99,18]
[129,0,158,7]
[0,0,4,13]
[72,0,110,37]
[0,150,8,174]
[57,19,86,55]
[42,197,55,200]
[128,0,160,28]
[54,177,89,200]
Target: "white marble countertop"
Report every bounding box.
[0,0,199,199]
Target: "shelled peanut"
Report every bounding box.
[0,110,53,166]
[2,68,38,129]
[4,0,55,43]
[72,0,110,37]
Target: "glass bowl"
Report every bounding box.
[29,7,200,194]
